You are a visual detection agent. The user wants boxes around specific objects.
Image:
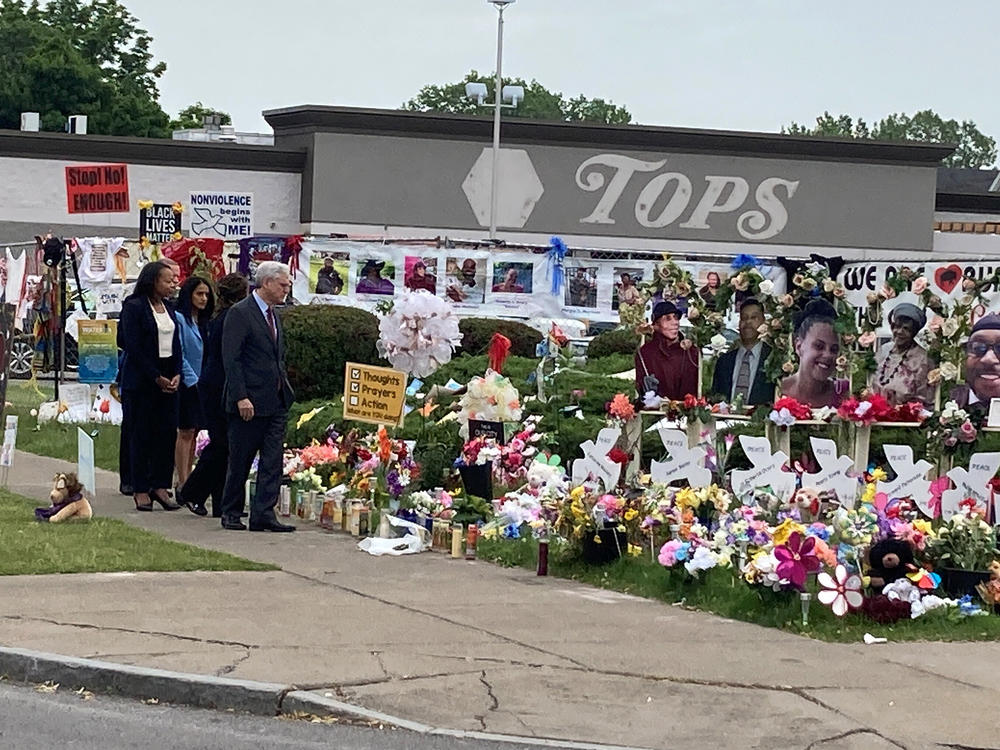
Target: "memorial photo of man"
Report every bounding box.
[953,314,1000,408]
[314,257,343,295]
[711,297,774,405]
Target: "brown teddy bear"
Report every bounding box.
[34,473,92,523]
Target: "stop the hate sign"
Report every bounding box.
[65,163,130,213]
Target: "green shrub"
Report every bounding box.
[458,318,542,358]
[281,306,385,400]
[424,354,539,390]
[587,328,639,359]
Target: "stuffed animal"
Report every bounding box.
[34,473,92,523]
[975,559,1000,610]
[866,537,914,590]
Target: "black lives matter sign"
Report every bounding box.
[65,164,129,213]
[139,204,182,243]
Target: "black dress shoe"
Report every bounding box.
[221,517,247,530]
[249,518,295,532]
[185,501,208,517]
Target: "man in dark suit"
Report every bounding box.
[711,297,775,406]
[219,261,296,532]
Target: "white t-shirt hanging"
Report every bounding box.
[4,246,26,305]
[76,238,124,289]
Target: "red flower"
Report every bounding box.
[773,396,812,421]
[683,394,697,409]
[607,448,631,465]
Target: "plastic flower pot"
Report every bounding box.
[939,567,991,598]
[459,463,493,502]
[581,522,627,565]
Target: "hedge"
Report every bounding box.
[281,305,385,400]
[587,327,640,359]
[457,318,542,358]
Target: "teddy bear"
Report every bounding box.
[975,559,1000,611]
[866,537,915,590]
[34,473,92,523]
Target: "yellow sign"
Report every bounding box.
[343,362,407,426]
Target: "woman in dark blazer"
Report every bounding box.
[118,261,183,511]
[178,273,249,517]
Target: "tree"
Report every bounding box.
[403,70,632,125]
[0,0,170,137]
[783,109,997,168]
[169,102,232,132]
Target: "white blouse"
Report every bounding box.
[150,302,175,358]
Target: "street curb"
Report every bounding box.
[0,647,287,715]
[0,647,653,750]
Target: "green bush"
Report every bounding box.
[587,328,639,359]
[281,305,385,400]
[458,318,542,358]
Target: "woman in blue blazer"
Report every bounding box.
[117,261,183,511]
[173,276,214,493]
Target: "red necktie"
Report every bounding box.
[266,307,276,341]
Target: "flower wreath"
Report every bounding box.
[641,256,726,348]
[755,261,858,384]
[857,266,1000,395]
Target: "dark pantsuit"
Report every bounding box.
[123,383,177,494]
[220,412,286,522]
[179,387,228,516]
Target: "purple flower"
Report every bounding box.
[774,532,821,590]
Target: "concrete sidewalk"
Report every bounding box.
[2,449,998,750]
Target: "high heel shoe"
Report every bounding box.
[151,489,182,511]
[134,494,154,512]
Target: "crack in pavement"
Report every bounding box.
[793,690,908,750]
[371,650,391,680]
[804,727,908,750]
[215,648,252,677]
[0,615,256,652]
[479,670,499,712]
[282,569,590,671]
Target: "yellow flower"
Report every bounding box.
[913,519,933,535]
[570,486,585,501]
[772,518,805,546]
[869,468,887,482]
[172,201,184,213]
[137,199,154,210]
[624,508,638,521]
[296,406,325,429]
[627,544,643,557]
[861,482,876,504]
[675,487,698,510]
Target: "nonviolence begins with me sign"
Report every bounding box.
[65,164,129,214]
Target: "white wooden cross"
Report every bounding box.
[571,426,622,491]
[877,445,934,517]
[802,437,859,508]
[649,427,712,486]
[942,452,1000,520]
[730,435,795,500]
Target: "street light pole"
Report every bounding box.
[488,2,507,241]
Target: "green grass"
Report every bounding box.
[0,489,276,575]
[4,381,120,472]
[479,536,1000,643]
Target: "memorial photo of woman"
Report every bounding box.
[872,302,934,406]
[780,299,846,408]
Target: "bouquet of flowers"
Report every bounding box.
[926,504,998,571]
[836,393,893,425]
[347,427,419,507]
[494,415,545,487]
[768,396,815,427]
[457,370,523,438]
[376,289,463,377]
[927,400,978,463]
[605,393,636,427]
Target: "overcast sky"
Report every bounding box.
[122,0,1000,144]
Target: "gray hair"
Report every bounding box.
[255,260,289,286]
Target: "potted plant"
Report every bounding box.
[926,505,999,597]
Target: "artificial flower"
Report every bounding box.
[774,531,821,590]
[817,564,864,616]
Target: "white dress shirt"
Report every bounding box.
[730,341,763,401]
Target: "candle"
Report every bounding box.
[451,524,463,558]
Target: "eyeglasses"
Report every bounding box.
[966,341,1000,359]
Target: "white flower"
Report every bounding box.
[758,279,774,296]
[941,317,960,338]
[683,546,718,577]
[709,334,728,353]
[817,564,864,617]
[768,407,796,427]
[938,361,959,381]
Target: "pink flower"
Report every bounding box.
[817,564,863,617]
[773,532,821,590]
[658,540,682,567]
[958,420,978,443]
[858,331,877,348]
[911,277,928,294]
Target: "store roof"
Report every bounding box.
[264,105,956,166]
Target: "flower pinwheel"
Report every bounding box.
[817,564,863,616]
[774,531,821,590]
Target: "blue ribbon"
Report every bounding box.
[731,253,760,270]
[547,236,567,295]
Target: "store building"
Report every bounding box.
[2,105,999,260]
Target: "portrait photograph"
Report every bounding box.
[491,261,533,295]
[444,256,485,305]
[355,258,396,296]
[308,252,349,296]
[565,266,598,308]
[404,255,438,294]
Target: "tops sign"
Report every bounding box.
[188,191,254,239]
[65,164,129,214]
[575,155,798,241]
